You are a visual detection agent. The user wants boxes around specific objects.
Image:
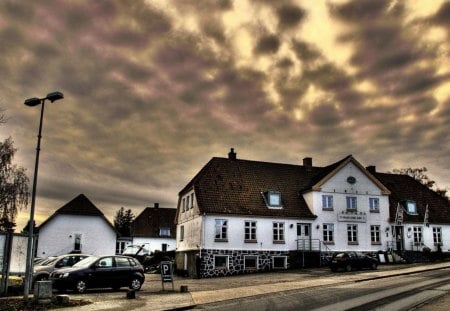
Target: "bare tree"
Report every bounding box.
[0,137,30,231]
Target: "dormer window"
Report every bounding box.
[405,200,417,215]
[262,191,283,209]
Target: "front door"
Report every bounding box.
[297,223,311,250]
[394,226,404,251]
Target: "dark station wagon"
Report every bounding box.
[330,251,378,272]
[50,255,145,293]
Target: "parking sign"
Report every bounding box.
[160,261,174,290]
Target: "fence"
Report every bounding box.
[0,232,29,295]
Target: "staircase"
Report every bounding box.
[296,239,333,267]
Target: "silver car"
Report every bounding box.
[33,254,90,285]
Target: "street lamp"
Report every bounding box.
[23,91,64,300]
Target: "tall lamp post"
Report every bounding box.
[23,91,64,300]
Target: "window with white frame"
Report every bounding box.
[433,227,442,245]
[262,191,283,208]
[370,225,381,244]
[322,195,333,210]
[272,256,287,269]
[369,198,380,212]
[346,196,357,210]
[406,200,417,214]
[182,198,185,212]
[273,222,285,243]
[244,221,257,242]
[214,255,229,269]
[413,226,422,245]
[323,224,334,243]
[159,228,170,237]
[179,225,184,241]
[190,193,195,209]
[186,195,190,211]
[347,224,358,244]
[244,256,258,270]
[215,219,228,241]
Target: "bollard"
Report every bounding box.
[33,281,52,304]
[126,289,136,299]
[180,285,189,293]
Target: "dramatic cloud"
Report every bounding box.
[0,0,448,230]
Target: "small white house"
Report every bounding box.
[37,194,117,257]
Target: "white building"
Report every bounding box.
[175,149,450,278]
[37,194,117,257]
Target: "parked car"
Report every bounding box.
[330,252,378,272]
[50,255,145,293]
[33,254,90,285]
[122,244,174,273]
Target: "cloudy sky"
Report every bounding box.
[1,0,449,231]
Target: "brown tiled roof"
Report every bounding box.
[374,173,450,224]
[131,206,176,238]
[181,157,320,219]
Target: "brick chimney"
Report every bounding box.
[154,203,159,208]
[228,148,237,160]
[303,157,312,167]
[366,166,376,174]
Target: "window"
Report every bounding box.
[190,193,195,209]
[215,219,228,241]
[272,256,287,269]
[406,201,417,214]
[74,234,82,252]
[116,241,125,254]
[116,257,131,267]
[214,255,229,269]
[273,222,285,243]
[159,228,171,237]
[186,196,190,211]
[244,256,258,270]
[180,225,184,241]
[369,198,380,212]
[433,227,442,245]
[244,221,257,242]
[346,197,357,210]
[347,224,358,244]
[322,195,333,210]
[413,226,422,245]
[182,198,185,212]
[262,191,283,208]
[323,224,334,243]
[96,257,113,268]
[371,225,381,244]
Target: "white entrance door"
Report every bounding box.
[297,223,311,250]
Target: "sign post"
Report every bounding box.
[160,261,174,291]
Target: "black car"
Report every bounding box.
[330,252,378,272]
[50,255,145,293]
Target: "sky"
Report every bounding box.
[1,0,449,232]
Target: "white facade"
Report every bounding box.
[304,161,391,252]
[37,214,116,257]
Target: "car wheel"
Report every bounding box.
[371,262,378,270]
[75,280,87,293]
[129,277,142,291]
[345,264,352,272]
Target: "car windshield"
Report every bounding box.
[72,256,98,268]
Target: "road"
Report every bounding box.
[192,268,450,311]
